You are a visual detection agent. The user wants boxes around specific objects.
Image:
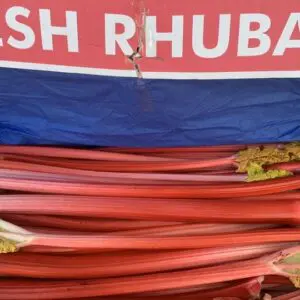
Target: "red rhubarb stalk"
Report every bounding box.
[263,275,292,285]
[2,175,300,198]
[195,276,263,299]
[0,168,245,183]
[139,278,260,298]
[18,223,278,237]
[117,223,279,236]
[0,195,299,223]
[1,214,180,232]
[0,244,288,279]
[0,146,177,162]
[0,161,240,182]
[3,153,234,172]
[0,246,300,299]
[272,290,300,300]
[144,151,236,159]
[113,283,232,299]
[1,227,300,250]
[105,144,246,153]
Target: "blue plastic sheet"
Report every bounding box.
[0,68,300,146]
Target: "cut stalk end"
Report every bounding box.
[290,276,300,288]
[237,145,292,173]
[272,246,300,288]
[0,238,18,254]
[237,143,300,172]
[246,163,293,182]
[236,143,300,181]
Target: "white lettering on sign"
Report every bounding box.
[192,14,231,58]
[145,15,184,58]
[238,14,271,56]
[2,7,300,58]
[274,13,300,55]
[39,9,79,52]
[105,14,135,55]
[1,3,300,80]
[6,6,35,49]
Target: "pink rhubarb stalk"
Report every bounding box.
[0,195,299,224]
[0,145,177,162]
[0,168,245,183]
[272,290,300,300]
[1,225,300,251]
[1,246,300,299]
[1,214,180,232]
[0,244,290,279]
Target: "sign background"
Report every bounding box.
[0,0,300,79]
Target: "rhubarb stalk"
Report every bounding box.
[3,176,300,198]
[1,214,180,232]
[0,225,300,251]
[1,246,300,299]
[0,244,289,279]
[272,290,300,300]
[0,145,177,162]
[0,195,299,224]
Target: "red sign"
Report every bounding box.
[0,0,300,79]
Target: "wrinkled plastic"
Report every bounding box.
[0,68,300,146]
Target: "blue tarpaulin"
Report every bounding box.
[1,68,300,146]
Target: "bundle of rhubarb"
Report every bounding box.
[2,144,300,299]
